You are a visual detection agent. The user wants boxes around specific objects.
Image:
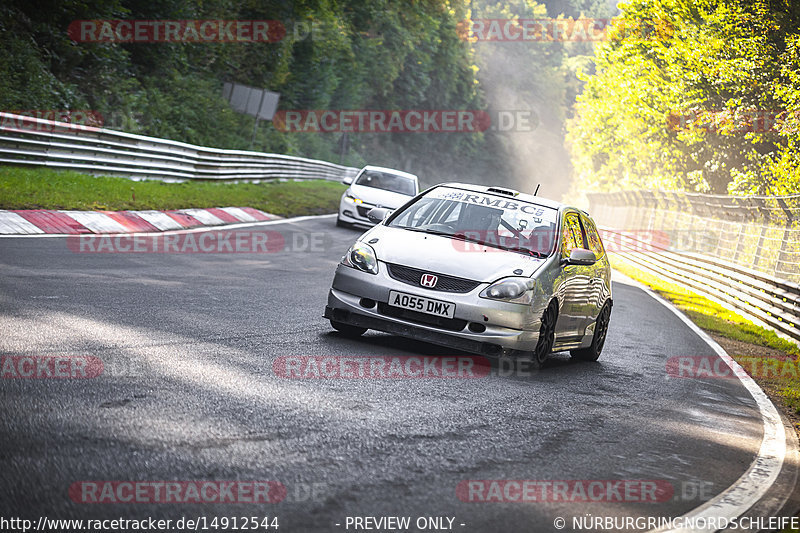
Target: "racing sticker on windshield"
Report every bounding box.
[429,187,558,224]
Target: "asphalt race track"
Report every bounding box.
[0,215,796,532]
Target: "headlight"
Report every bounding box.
[345,192,363,204]
[341,242,378,274]
[480,277,534,304]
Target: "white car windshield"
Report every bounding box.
[388,186,558,257]
[355,171,416,195]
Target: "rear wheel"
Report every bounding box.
[330,319,367,337]
[531,300,558,367]
[570,301,612,362]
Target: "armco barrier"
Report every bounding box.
[0,112,359,182]
[588,190,800,344]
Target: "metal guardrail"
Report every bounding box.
[0,112,359,183]
[588,190,800,344]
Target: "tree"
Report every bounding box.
[567,0,800,196]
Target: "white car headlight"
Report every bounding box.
[480,277,534,304]
[341,242,378,274]
[344,192,363,204]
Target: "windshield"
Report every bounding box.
[355,170,416,195]
[388,186,558,257]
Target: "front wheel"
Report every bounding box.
[571,301,612,362]
[330,319,367,337]
[336,216,351,228]
[531,300,558,368]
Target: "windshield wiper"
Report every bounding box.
[496,244,548,258]
[399,226,449,235]
[397,226,494,244]
[396,226,464,238]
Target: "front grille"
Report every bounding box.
[377,303,468,332]
[386,263,481,293]
[356,205,372,218]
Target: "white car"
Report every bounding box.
[337,166,419,228]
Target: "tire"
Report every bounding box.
[571,301,612,362]
[336,216,351,228]
[330,319,367,337]
[531,300,558,367]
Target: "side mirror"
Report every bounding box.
[562,248,596,266]
[342,176,353,185]
[367,207,390,223]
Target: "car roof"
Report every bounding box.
[360,165,418,180]
[433,182,578,213]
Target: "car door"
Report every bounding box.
[555,211,593,341]
[581,214,609,325]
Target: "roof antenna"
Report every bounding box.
[533,184,540,196]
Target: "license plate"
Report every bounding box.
[388,290,456,318]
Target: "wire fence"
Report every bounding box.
[588,190,800,283]
[587,190,800,344]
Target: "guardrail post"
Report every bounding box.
[752,198,770,271]
[650,191,664,233]
[616,191,627,228]
[629,190,642,230]
[710,196,728,257]
[669,191,688,251]
[732,196,749,264]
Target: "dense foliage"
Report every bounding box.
[0,0,613,195]
[10,1,792,197]
[0,1,471,182]
[567,0,800,195]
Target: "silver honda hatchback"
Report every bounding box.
[324,183,612,366]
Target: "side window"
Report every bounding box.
[561,212,586,256]
[582,216,605,258]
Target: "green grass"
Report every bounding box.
[610,253,800,417]
[0,166,347,217]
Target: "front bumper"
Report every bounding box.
[325,263,542,357]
